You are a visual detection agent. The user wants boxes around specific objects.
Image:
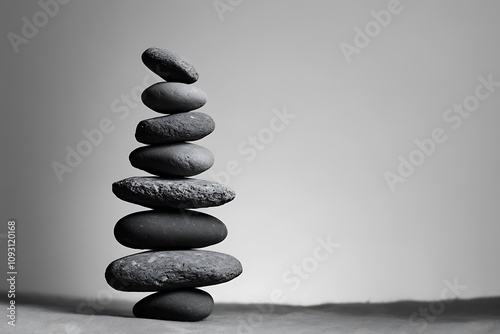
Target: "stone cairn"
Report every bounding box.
[105,47,242,322]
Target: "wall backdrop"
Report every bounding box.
[2,0,500,305]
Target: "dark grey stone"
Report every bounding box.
[135,112,215,145]
[112,177,235,209]
[129,143,214,177]
[133,289,214,322]
[142,47,199,84]
[114,210,227,250]
[105,250,243,291]
[142,82,206,114]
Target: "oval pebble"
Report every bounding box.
[114,210,227,250]
[112,177,235,209]
[135,112,215,145]
[142,82,207,114]
[129,143,214,177]
[105,250,243,291]
[133,289,213,322]
[142,47,199,84]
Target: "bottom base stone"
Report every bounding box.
[133,288,214,322]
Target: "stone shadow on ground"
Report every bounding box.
[2,294,500,321]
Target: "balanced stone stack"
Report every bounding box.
[105,47,242,322]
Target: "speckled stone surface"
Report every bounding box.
[142,47,199,84]
[133,289,214,322]
[114,210,227,250]
[105,250,243,291]
[142,82,207,114]
[129,143,214,177]
[112,177,235,209]
[135,112,215,145]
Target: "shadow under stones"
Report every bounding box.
[0,293,135,317]
[2,294,500,321]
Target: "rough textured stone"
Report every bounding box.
[142,82,207,114]
[135,112,215,145]
[129,143,214,177]
[105,250,243,291]
[133,289,214,322]
[114,210,227,250]
[112,177,235,209]
[142,47,199,84]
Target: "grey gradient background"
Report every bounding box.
[2,0,500,306]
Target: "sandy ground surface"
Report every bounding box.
[1,296,499,334]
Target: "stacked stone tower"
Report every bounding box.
[105,47,242,322]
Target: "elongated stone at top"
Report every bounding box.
[142,47,199,84]
[112,177,235,209]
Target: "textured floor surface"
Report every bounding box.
[1,296,499,334]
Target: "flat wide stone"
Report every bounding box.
[105,250,242,291]
[112,177,235,209]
